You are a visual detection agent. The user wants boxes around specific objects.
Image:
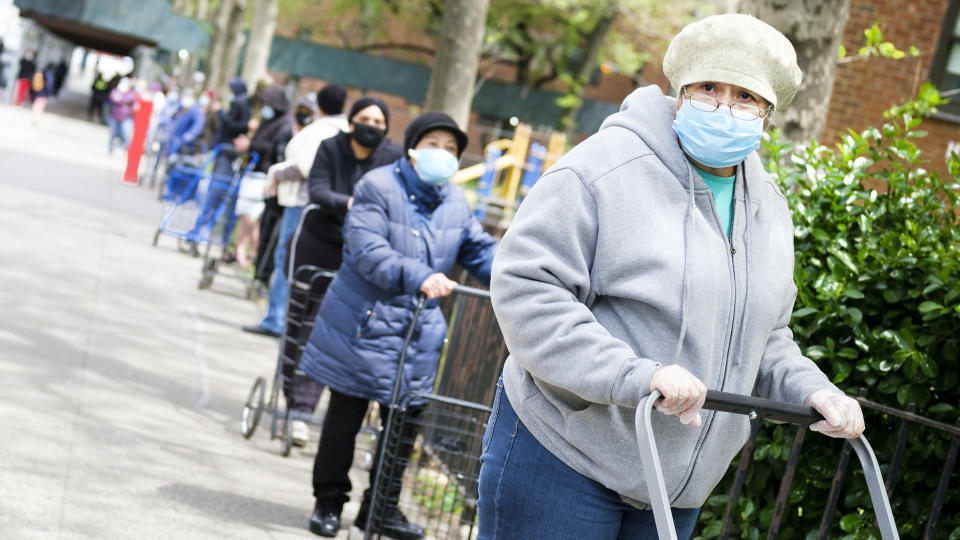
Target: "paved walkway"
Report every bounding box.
[0,94,365,539]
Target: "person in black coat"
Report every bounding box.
[253,96,402,442]
[215,77,251,145]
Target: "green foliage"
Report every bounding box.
[838,22,921,62]
[695,86,960,539]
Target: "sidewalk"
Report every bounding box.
[0,99,363,539]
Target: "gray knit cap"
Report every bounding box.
[663,14,802,109]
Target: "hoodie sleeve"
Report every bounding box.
[755,281,841,405]
[345,178,436,295]
[491,168,661,409]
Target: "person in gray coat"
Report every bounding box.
[478,14,865,540]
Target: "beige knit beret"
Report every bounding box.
[663,13,802,109]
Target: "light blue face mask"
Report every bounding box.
[409,148,460,185]
[261,106,275,121]
[672,102,764,168]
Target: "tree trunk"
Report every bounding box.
[241,0,278,90]
[205,0,233,96]
[737,0,852,143]
[559,2,618,134]
[424,0,491,129]
[220,0,249,98]
[196,0,210,20]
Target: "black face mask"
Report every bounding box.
[295,112,314,127]
[351,123,386,148]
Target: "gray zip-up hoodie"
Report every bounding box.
[490,85,839,509]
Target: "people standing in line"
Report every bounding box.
[301,111,497,539]
[29,63,55,126]
[13,49,36,106]
[241,84,348,446]
[477,14,865,540]
[249,96,401,447]
[107,77,137,153]
[88,73,109,123]
[197,90,221,151]
[232,84,296,269]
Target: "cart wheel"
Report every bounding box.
[246,283,258,301]
[241,377,265,438]
[280,409,293,457]
[198,275,213,290]
[152,229,161,247]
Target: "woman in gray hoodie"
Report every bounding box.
[478,14,865,540]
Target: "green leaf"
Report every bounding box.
[838,44,847,58]
[927,403,955,415]
[840,513,861,532]
[918,301,943,313]
[793,307,819,318]
[701,520,722,538]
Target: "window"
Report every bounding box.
[931,0,960,118]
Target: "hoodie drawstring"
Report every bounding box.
[734,172,752,367]
[672,172,697,363]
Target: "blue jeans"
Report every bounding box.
[259,206,303,333]
[477,381,700,540]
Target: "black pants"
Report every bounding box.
[313,389,422,514]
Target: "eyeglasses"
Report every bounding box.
[681,88,773,120]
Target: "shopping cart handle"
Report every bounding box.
[452,284,491,299]
[703,390,824,426]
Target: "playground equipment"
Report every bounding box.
[451,124,567,225]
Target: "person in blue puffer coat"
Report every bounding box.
[301,112,497,539]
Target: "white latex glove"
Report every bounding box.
[419,273,457,299]
[805,390,865,438]
[648,365,707,427]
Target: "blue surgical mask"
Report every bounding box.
[261,106,275,121]
[409,148,459,185]
[672,102,764,168]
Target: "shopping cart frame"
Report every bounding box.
[365,285,492,540]
[637,390,900,540]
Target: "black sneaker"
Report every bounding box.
[355,503,424,540]
[309,504,341,537]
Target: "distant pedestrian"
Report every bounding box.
[107,78,137,153]
[30,63,55,125]
[88,73,109,123]
[13,50,36,106]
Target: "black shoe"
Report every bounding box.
[242,324,281,338]
[355,503,425,540]
[309,506,341,537]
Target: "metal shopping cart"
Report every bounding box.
[636,391,900,540]
[152,144,259,253]
[364,285,494,540]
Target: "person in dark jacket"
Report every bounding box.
[243,97,401,417]
[166,91,205,157]
[13,49,36,106]
[301,112,498,539]
[30,63,56,125]
[233,84,295,269]
[215,77,251,145]
[88,72,109,123]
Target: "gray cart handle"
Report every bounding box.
[636,390,899,540]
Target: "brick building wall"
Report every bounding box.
[823,0,959,175]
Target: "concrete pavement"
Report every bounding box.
[0,96,364,539]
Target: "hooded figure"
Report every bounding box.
[216,77,251,145]
[477,13,865,540]
[248,84,294,172]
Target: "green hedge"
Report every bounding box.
[694,83,960,540]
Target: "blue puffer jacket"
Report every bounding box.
[299,158,498,404]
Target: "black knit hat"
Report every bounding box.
[348,96,390,130]
[316,83,346,115]
[403,111,468,158]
